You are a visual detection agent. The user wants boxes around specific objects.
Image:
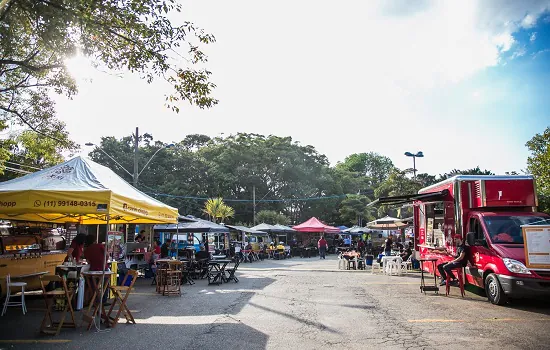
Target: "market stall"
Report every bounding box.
[0,156,178,329]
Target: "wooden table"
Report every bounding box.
[81,271,115,330]
[207,260,231,285]
[418,258,439,294]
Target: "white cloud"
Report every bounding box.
[522,14,537,28]
[53,0,550,176]
[530,32,537,42]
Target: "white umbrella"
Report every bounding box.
[366,216,408,230]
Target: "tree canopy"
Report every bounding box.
[0,0,217,174]
[526,127,550,212]
[81,131,543,226]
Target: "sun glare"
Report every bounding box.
[65,53,95,82]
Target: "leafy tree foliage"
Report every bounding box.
[255,210,290,226]
[526,127,550,213]
[336,152,395,187]
[338,195,375,226]
[0,0,217,173]
[203,198,235,223]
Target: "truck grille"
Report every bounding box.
[532,270,550,279]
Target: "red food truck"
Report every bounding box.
[371,175,550,305]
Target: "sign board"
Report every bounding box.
[522,225,550,269]
[107,231,123,260]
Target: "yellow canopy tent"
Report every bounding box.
[0,156,178,224]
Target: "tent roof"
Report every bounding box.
[224,224,267,235]
[153,217,228,233]
[273,224,296,233]
[293,217,340,233]
[366,216,408,229]
[250,223,285,233]
[337,225,349,231]
[0,156,178,224]
[343,225,370,234]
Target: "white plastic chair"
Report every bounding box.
[401,256,412,274]
[385,257,403,276]
[338,255,346,270]
[370,261,381,274]
[2,274,27,316]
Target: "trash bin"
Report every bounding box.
[365,255,374,266]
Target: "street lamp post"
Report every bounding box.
[85,135,174,187]
[404,151,424,179]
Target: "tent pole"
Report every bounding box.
[96,214,111,333]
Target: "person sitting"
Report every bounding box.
[244,242,253,262]
[160,239,171,258]
[400,244,412,261]
[437,236,469,286]
[195,245,210,260]
[357,239,366,255]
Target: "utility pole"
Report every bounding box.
[133,127,139,187]
[252,185,256,225]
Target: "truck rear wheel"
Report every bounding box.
[485,273,508,305]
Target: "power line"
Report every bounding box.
[142,191,347,203]
[4,161,43,170]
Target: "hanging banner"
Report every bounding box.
[522,225,550,269]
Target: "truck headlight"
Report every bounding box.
[503,258,531,274]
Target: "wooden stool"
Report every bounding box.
[107,270,138,327]
[163,261,182,296]
[445,268,465,297]
[39,275,77,335]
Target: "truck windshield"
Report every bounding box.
[483,216,549,244]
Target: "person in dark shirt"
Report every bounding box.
[65,233,87,263]
[437,236,469,286]
[384,237,393,256]
[400,244,412,261]
[160,239,171,258]
[195,245,210,260]
[84,235,108,271]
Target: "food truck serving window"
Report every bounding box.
[422,202,448,248]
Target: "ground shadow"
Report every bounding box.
[0,272,276,343]
[0,320,268,350]
[248,301,340,334]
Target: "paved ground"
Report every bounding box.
[1,256,550,350]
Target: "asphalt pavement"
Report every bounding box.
[1,256,549,350]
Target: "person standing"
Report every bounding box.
[318,236,328,259]
[65,233,87,264]
[384,236,393,256]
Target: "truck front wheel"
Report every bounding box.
[485,273,508,305]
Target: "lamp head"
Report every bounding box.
[84,142,95,147]
[404,152,413,157]
[416,151,424,157]
[166,143,175,149]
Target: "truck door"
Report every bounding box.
[466,216,493,287]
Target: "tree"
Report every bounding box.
[336,152,395,187]
[0,0,217,156]
[526,127,550,213]
[255,210,290,225]
[202,197,235,223]
[338,195,375,226]
[375,169,422,218]
[437,167,494,180]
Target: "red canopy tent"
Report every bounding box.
[293,217,340,233]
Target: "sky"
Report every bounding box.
[55,0,550,177]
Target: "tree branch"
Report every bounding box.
[0,105,68,145]
[0,59,63,72]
